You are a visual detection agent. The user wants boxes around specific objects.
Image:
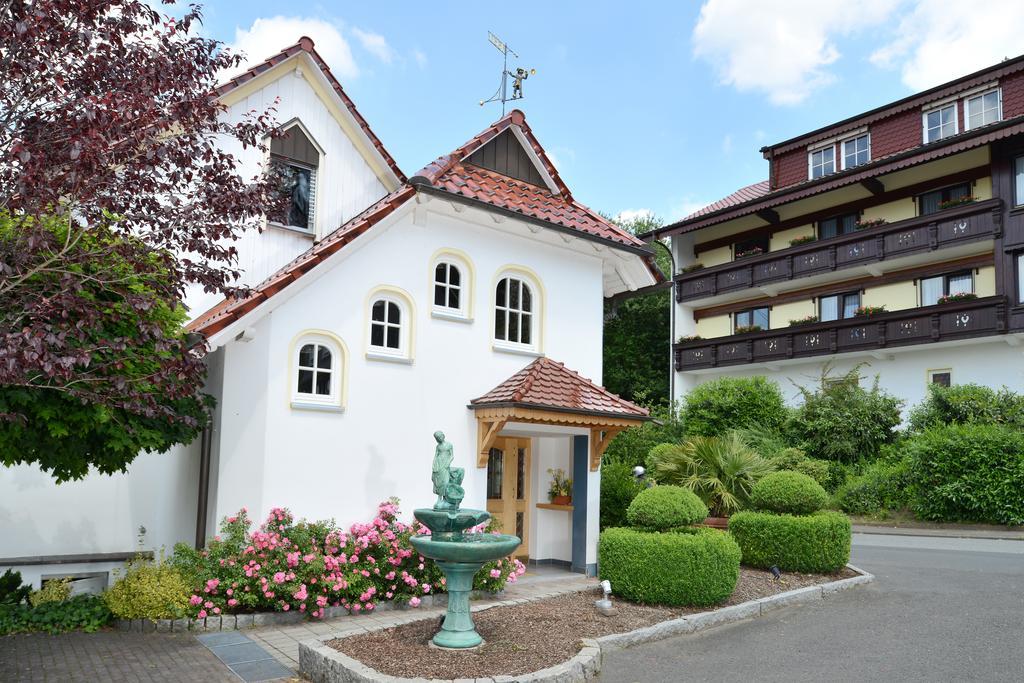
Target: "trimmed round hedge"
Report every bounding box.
[598,527,740,606]
[727,510,851,573]
[749,471,829,515]
[626,485,708,531]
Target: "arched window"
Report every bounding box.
[430,250,474,322]
[434,262,462,312]
[291,333,344,408]
[495,275,534,347]
[370,298,402,350]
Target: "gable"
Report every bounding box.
[466,129,547,187]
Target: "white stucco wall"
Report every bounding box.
[211,202,607,548]
[530,436,573,563]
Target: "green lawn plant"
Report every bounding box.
[29,577,72,607]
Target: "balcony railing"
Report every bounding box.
[674,296,1007,371]
[675,198,1003,303]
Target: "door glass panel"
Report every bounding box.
[515,512,524,540]
[516,448,526,501]
[486,449,503,499]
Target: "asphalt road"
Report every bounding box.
[600,534,1024,682]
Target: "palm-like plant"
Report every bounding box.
[648,433,775,517]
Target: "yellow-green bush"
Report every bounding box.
[104,556,190,620]
[29,577,71,607]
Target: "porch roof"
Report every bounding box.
[470,358,649,470]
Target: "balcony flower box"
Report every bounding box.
[735,246,764,259]
[734,324,763,335]
[788,315,819,326]
[937,195,977,211]
[680,263,705,274]
[789,235,817,247]
[937,292,978,305]
[677,334,704,343]
[855,217,888,230]
[853,305,886,318]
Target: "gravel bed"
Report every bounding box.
[330,566,854,679]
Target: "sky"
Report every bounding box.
[189,0,1024,225]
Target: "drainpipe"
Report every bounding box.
[195,423,212,550]
[650,240,676,403]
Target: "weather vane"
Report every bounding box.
[479,31,536,115]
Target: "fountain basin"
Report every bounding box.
[410,531,521,564]
[412,507,491,539]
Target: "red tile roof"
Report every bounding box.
[412,110,650,251]
[216,36,406,184]
[685,180,771,220]
[470,357,649,419]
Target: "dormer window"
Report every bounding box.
[271,123,320,233]
[809,145,835,179]
[841,134,870,169]
[964,89,1001,130]
[923,103,957,143]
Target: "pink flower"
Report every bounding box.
[490,569,501,578]
[273,571,286,584]
[228,598,239,607]
[204,601,214,609]
[293,585,308,601]
[213,607,221,615]
[198,610,207,618]
[409,597,421,607]
[282,604,290,611]
[189,595,202,606]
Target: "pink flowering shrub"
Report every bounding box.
[172,499,522,619]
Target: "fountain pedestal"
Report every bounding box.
[431,561,483,649]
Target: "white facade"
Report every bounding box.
[0,45,650,585]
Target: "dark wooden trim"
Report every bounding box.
[692,253,994,320]
[676,296,1008,371]
[861,178,885,195]
[0,551,154,567]
[692,165,990,256]
[756,208,780,225]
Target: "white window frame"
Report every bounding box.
[963,88,1002,131]
[927,368,953,387]
[493,272,540,354]
[266,119,324,236]
[922,103,958,144]
[291,334,343,410]
[808,144,836,180]
[840,133,871,170]
[431,253,473,322]
[367,294,411,362]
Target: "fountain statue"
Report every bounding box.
[410,431,521,649]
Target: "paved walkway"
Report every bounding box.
[246,565,595,671]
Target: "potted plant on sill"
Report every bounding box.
[677,334,704,344]
[734,324,763,335]
[938,195,976,211]
[854,304,886,318]
[788,314,819,327]
[854,217,888,231]
[735,246,764,259]
[547,468,572,506]
[789,235,816,247]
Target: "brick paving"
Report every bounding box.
[0,631,238,682]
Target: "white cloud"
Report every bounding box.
[721,134,733,154]
[352,27,395,64]
[223,16,358,80]
[616,208,655,223]
[412,49,428,69]
[870,0,1024,90]
[692,0,901,105]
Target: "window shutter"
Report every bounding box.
[306,168,317,232]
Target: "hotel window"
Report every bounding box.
[819,292,861,322]
[923,103,957,143]
[1018,253,1024,304]
[918,182,971,216]
[964,89,1001,130]
[734,234,769,259]
[920,271,973,306]
[734,306,769,332]
[841,134,870,169]
[809,145,835,179]
[928,369,952,387]
[270,124,319,232]
[1014,157,1024,206]
[817,212,859,240]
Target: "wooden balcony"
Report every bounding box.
[675,198,1003,303]
[674,296,1007,371]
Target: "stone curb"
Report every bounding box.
[112,589,508,634]
[596,564,875,651]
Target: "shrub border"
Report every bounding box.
[112,590,501,633]
[296,565,873,682]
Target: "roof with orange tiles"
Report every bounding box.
[684,180,771,220]
[470,357,650,419]
[411,110,650,251]
[216,36,406,184]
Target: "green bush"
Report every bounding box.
[600,461,645,530]
[598,527,740,606]
[906,424,1024,525]
[602,402,687,467]
[908,383,1024,432]
[833,456,913,515]
[683,377,787,437]
[728,510,851,573]
[648,433,775,516]
[105,556,191,620]
[767,447,830,487]
[626,485,708,530]
[0,594,111,635]
[788,367,903,463]
[645,442,678,470]
[749,471,829,515]
[0,570,31,605]
[29,577,72,607]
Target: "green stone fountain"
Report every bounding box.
[410,431,521,649]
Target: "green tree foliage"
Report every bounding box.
[647,433,775,517]
[907,383,1024,432]
[602,212,671,406]
[683,376,788,436]
[0,214,212,480]
[602,402,687,466]
[788,365,903,463]
[599,461,645,530]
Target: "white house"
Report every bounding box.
[0,37,659,587]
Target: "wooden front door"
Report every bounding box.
[485,437,531,560]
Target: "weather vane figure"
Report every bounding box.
[479,31,537,115]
